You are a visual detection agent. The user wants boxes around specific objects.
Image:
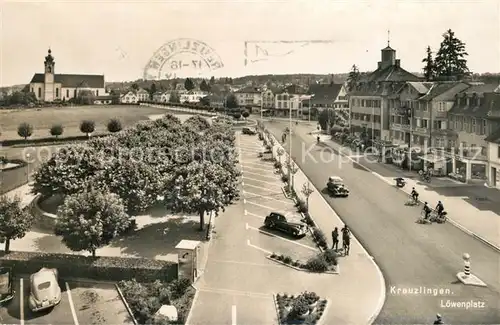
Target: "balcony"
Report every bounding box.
[351,106,381,115]
[434,111,447,118]
[413,127,428,134]
[391,123,410,131]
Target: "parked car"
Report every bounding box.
[264,212,307,237]
[0,267,14,304]
[242,127,256,135]
[29,268,62,312]
[326,176,349,197]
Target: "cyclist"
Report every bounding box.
[422,202,432,220]
[411,187,419,203]
[435,201,444,217]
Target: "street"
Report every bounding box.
[265,121,500,324]
[0,278,134,325]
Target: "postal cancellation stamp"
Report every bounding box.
[143,38,224,80]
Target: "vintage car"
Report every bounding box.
[264,212,307,237]
[29,268,62,312]
[242,127,257,135]
[326,176,349,197]
[0,267,15,304]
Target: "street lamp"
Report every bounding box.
[26,153,31,183]
[406,107,413,172]
[308,94,315,123]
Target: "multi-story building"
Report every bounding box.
[136,88,149,102]
[203,94,225,108]
[235,86,262,108]
[180,90,208,103]
[308,83,349,109]
[349,43,420,140]
[274,91,303,117]
[485,128,500,189]
[261,88,276,109]
[120,91,138,104]
[446,85,500,181]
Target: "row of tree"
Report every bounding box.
[129,77,218,101]
[16,119,123,140]
[16,114,241,256]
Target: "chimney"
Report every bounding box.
[377,62,382,69]
[395,59,400,67]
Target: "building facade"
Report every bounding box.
[349,43,420,140]
[137,88,149,102]
[308,83,349,109]
[274,91,302,117]
[235,87,262,108]
[120,91,138,104]
[486,129,500,189]
[29,49,106,102]
[180,90,207,103]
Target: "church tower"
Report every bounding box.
[377,31,397,70]
[44,48,55,101]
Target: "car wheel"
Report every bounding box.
[268,222,275,229]
[292,231,298,237]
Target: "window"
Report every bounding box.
[96,90,99,96]
[74,89,77,97]
[66,89,69,97]
[481,146,487,156]
[472,118,477,133]
[290,102,294,109]
[277,102,281,108]
[391,116,395,123]
[481,119,487,135]
[416,118,421,127]
[31,87,34,93]
[498,145,500,158]
[422,119,428,128]
[38,88,41,98]
[55,88,59,98]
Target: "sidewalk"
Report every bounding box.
[266,133,385,325]
[3,182,37,208]
[317,134,500,252]
[140,103,216,117]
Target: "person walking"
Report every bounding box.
[341,225,351,256]
[331,227,339,251]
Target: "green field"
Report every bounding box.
[0,105,170,141]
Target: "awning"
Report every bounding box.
[420,155,446,163]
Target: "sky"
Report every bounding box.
[1,0,499,86]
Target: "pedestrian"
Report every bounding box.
[341,225,351,256]
[331,227,339,251]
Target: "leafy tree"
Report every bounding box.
[225,93,238,109]
[107,118,122,133]
[55,188,131,257]
[184,78,195,91]
[199,80,210,92]
[75,90,95,105]
[50,124,64,138]
[199,96,210,107]
[242,111,250,119]
[184,115,211,131]
[318,108,335,131]
[149,83,157,100]
[234,112,241,120]
[435,29,470,80]
[80,120,95,137]
[169,91,180,103]
[0,195,34,253]
[209,76,216,85]
[17,122,33,139]
[132,83,139,90]
[422,46,436,81]
[346,64,360,92]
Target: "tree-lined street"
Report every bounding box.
[265,121,500,324]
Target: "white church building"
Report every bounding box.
[29,49,106,102]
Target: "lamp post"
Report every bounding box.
[406,107,413,172]
[26,153,31,183]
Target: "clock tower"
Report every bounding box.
[44,49,55,101]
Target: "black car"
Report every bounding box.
[326,176,349,197]
[264,212,307,237]
[242,127,256,135]
[0,267,14,304]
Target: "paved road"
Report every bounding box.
[0,278,134,324]
[266,122,500,324]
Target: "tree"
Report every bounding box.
[50,124,64,138]
[55,188,131,257]
[346,65,360,92]
[0,195,34,253]
[242,111,250,119]
[422,46,436,81]
[80,120,96,137]
[75,90,96,105]
[318,109,335,131]
[301,182,314,209]
[107,118,123,133]
[209,76,216,85]
[17,122,33,140]
[184,115,211,131]
[226,93,238,109]
[200,96,210,107]
[199,80,210,92]
[234,112,241,120]
[149,83,157,100]
[184,78,195,91]
[131,83,139,90]
[434,29,470,81]
[169,91,180,103]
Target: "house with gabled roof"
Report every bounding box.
[136,88,149,102]
[29,49,106,102]
[119,90,138,104]
[307,83,348,109]
[235,86,262,108]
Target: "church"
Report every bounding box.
[29,49,106,102]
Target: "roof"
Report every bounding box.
[284,84,307,94]
[175,239,201,250]
[485,127,500,143]
[350,81,407,97]
[449,92,500,118]
[365,65,420,83]
[307,83,343,105]
[95,95,113,100]
[30,73,104,88]
[460,83,498,95]
[235,86,261,94]
[137,88,148,93]
[382,46,395,51]
[205,94,224,101]
[407,82,433,94]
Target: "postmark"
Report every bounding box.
[143,38,224,80]
[244,40,334,66]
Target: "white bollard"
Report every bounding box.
[463,253,471,277]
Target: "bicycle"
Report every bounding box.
[405,195,420,206]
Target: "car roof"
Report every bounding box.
[329,176,343,181]
[31,268,55,284]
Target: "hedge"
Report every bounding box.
[0,158,28,171]
[1,133,110,147]
[0,251,178,282]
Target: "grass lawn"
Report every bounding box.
[0,105,170,141]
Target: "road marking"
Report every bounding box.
[20,279,24,325]
[246,223,318,251]
[245,210,265,220]
[242,176,282,187]
[232,305,237,325]
[197,286,270,298]
[210,259,282,267]
[241,165,274,173]
[245,200,286,212]
[247,239,273,254]
[241,171,277,181]
[65,282,80,325]
[243,190,290,204]
[238,147,260,152]
[243,183,282,194]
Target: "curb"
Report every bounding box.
[328,139,500,254]
[264,126,387,325]
[184,284,200,325]
[266,255,339,274]
[115,283,139,325]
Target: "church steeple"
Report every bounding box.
[44,48,55,74]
